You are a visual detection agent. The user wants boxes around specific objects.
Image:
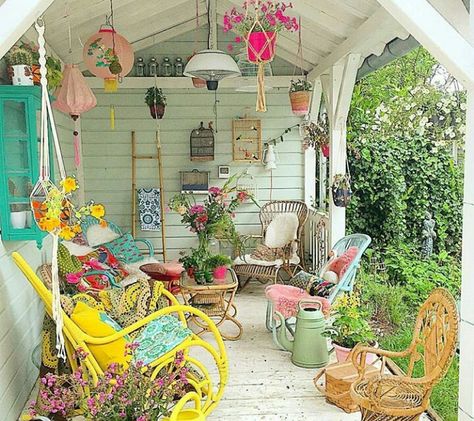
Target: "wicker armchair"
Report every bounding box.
[233,200,309,288]
[350,288,459,421]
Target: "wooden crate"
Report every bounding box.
[232,119,262,162]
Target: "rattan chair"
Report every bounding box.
[233,200,309,288]
[350,288,459,421]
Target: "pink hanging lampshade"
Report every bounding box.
[83,25,134,92]
[53,64,97,168]
[53,64,97,120]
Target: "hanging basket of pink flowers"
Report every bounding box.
[223,1,299,112]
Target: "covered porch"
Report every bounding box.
[0,0,472,420]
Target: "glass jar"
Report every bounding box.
[135,57,145,77]
[161,57,172,77]
[148,57,158,77]
[174,57,184,77]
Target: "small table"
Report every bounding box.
[180,269,242,341]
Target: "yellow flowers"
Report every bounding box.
[60,177,78,193]
[59,226,75,240]
[38,216,61,232]
[90,204,105,219]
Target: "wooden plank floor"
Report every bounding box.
[190,283,360,421]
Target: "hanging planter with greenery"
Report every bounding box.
[301,114,330,157]
[331,173,352,207]
[145,87,167,119]
[289,79,312,116]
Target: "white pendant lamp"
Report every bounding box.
[184,49,241,90]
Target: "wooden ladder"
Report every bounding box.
[131,130,167,262]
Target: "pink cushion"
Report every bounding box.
[328,246,359,278]
[265,284,330,319]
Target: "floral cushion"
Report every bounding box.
[102,233,144,264]
[134,315,192,366]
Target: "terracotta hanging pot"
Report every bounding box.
[247,31,277,63]
[320,143,329,158]
[192,77,206,88]
[149,104,165,119]
[289,90,311,116]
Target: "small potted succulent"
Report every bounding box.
[5,45,34,86]
[331,173,352,207]
[289,79,313,116]
[207,254,232,281]
[145,86,167,119]
[323,292,377,363]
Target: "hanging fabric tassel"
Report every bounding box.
[73,117,81,168]
[110,105,115,130]
[256,62,266,112]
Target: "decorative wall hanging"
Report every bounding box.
[145,87,166,119]
[83,0,134,92]
[180,170,210,194]
[190,122,215,161]
[53,64,97,168]
[223,1,299,111]
[232,118,262,162]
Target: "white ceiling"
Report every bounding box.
[39,0,410,76]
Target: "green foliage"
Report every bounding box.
[347,47,465,256]
[145,87,167,106]
[206,254,232,269]
[5,45,33,66]
[289,79,312,92]
[383,243,461,306]
[324,292,375,349]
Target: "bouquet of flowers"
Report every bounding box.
[26,344,189,421]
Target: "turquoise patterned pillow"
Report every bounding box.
[98,312,131,341]
[102,233,143,264]
[134,315,192,365]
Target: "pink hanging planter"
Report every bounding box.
[247,31,277,63]
[321,143,329,158]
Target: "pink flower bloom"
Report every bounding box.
[227,44,234,52]
[209,186,223,196]
[189,204,205,215]
[235,36,242,43]
[234,15,242,23]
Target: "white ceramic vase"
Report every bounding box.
[10,211,27,229]
[11,64,34,86]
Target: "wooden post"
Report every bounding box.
[321,53,360,247]
[156,129,167,262]
[131,131,137,238]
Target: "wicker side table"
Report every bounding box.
[180,269,242,341]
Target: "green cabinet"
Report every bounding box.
[0,85,50,247]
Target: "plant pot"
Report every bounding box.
[333,342,378,364]
[332,187,352,207]
[320,143,329,158]
[9,64,34,86]
[149,104,165,119]
[289,91,311,116]
[247,31,277,63]
[192,77,206,88]
[10,211,27,229]
[194,270,208,285]
[213,266,227,281]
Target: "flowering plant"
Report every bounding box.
[223,1,298,36]
[27,344,189,420]
[31,176,106,241]
[323,292,375,349]
[290,79,312,93]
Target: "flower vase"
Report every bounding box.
[247,31,277,63]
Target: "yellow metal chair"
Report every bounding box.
[12,252,228,419]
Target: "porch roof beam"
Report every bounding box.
[377,0,474,87]
[0,0,54,59]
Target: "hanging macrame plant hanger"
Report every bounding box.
[244,0,277,112]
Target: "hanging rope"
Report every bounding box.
[293,17,304,77]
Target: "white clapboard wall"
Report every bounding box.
[81,88,304,261]
[0,110,74,421]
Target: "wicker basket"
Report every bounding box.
[314,361,379,413]
[289,90,311,116]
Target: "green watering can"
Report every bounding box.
[274,300,329,368]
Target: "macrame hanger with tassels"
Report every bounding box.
[244,0,276,112]
[31,18,67,361]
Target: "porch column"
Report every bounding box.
[321,53,360,247]
[304,78,322,207]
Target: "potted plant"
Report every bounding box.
[223,1,299,64]
[207,254,232,281]
[301,115,330,157]
[289,79,313,116]
[4,45,34,86]
[145,86,166,119]
[180,248,213,285]
[331,173,352,207]
[323,292,377,363]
